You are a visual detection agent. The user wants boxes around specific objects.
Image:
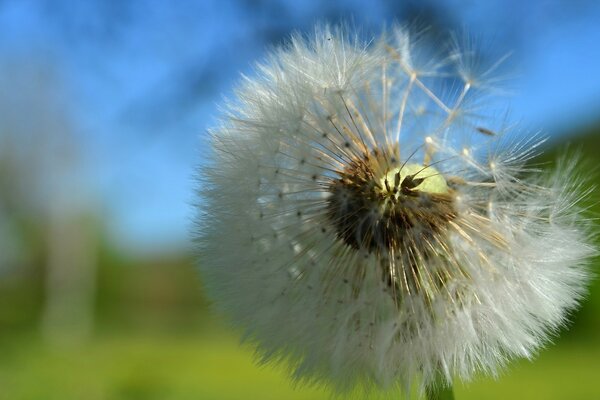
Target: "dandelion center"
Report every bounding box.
[326,148,457,254]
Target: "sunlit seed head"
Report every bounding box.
[197,24,595,396]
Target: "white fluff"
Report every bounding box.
[195,25,595,395]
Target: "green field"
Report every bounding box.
[0,327,598,400]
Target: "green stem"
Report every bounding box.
[425,383,454,400]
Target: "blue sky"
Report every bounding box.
[1,0,600,254]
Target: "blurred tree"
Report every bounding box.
[0,58,97,344]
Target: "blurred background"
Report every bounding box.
[0,1,599,399]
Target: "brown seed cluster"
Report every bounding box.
[326,148,457,255]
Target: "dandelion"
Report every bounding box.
[196,25,595,398]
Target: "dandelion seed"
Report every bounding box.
[195,25,595,396]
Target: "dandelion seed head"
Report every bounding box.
[196,24,595,395]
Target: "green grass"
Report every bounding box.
[0,331,327,400]
[0,329,598,400]
[455,344,600,400]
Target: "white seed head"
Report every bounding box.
[196,25,595,395]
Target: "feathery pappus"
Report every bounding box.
[195,25,595,395]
